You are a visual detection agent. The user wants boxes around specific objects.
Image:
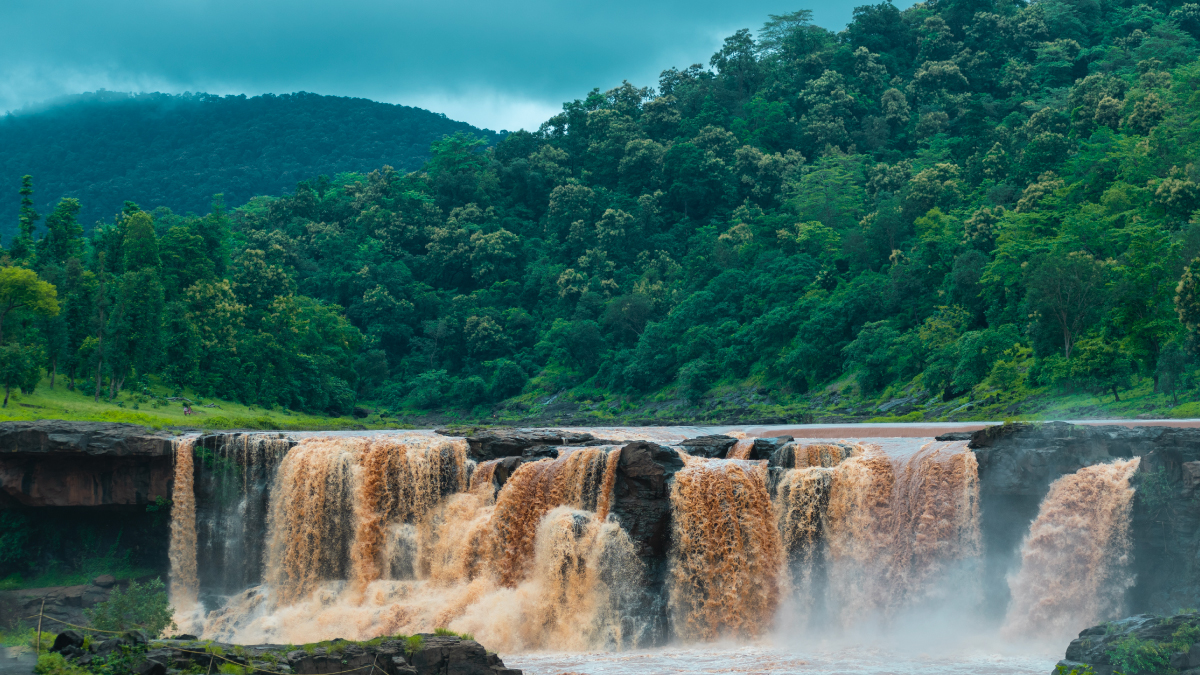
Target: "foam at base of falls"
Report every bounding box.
[202,506,644,652]
[197,434,642,652]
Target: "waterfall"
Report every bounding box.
[1003,457,1140,643]
[179,430,1157,655]
[668,457,784,640]
[195,434,640,652]
[194,433,292,600]
[772,441,980,629]
[168,437,199,628]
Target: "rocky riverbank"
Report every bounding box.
[47,630,521,675]
[1057,612,1200,674]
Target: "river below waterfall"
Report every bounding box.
[507,643,1058,674]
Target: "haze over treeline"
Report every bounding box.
[0,91,501,232]
[3,0,1200,419]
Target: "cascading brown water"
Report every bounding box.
[1002,457,1140,643]
[825,442,980,625]
[489,447,622,585]
[168,437,199,624]
[668,457,783,640]
[199,434,640,652]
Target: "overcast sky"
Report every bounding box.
[0,0,906,132]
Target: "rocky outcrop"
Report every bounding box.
[676,435,736,458]
[0,576,125,629]
[1057,612,1200,675]
[970,422,1200,618]
[440,428,599,461]
[49,632,521,675]
[0,421,174,457]
[607,441,684,644]
[0,421,176,507]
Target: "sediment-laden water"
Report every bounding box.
[169,429,1140,668]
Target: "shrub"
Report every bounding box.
[84,578,176,637]
[405,635,423,655]
[34,653,88,675]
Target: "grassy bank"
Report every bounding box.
[0,376,401,431]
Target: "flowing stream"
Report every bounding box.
[166,430,1143,673]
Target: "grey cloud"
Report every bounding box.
[1,0,905,130]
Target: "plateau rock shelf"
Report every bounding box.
[6,420,1199,660]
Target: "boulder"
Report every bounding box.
[92,575,116,588]
[443,428,598,461]
[750,436,793,462]
[1059,612,1200,675]
[50,630,84,653]
[677,435,737,459]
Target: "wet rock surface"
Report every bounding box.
[1057,612,1200,675]
[0,580,121,628]
[607,441,684,643]
[0,421,173,457]
[440,427,599,461]
[46,634,520,675]
[675,434,736,458]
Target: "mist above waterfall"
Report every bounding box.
[168,429,1140,670]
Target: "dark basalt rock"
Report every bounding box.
[607,441,684,645]
[0,421,173,457]
[441,427,598,461]
[749,436,793,461]
[676,434,737,458]
[970,422,1200,619]
[1057,612,1200,675]
[55,635,519,675]
[0,421,176,507]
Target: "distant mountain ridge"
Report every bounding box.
[0,90,502,232]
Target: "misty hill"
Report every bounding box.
[0,91,502,230]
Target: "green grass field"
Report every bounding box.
[0,376,398,431]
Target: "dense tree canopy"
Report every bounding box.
[8,0,1200,417]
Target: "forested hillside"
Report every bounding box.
[0,92,501,233]
[6,0,1200,425]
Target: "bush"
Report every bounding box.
[405,635,423,655]
[678,359,716,404]
[34,653,87,675]
[452,376,488,406]
[407,371,450,409]
[84,578,176,637]
[488,359,527,399]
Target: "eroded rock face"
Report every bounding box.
[0,421,173,457]
[0,421,174,506]
[970,422,1200,618]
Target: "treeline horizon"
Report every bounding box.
[5,0,1200,417]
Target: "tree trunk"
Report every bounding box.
[108,375,115,401]
[4,384,10,408]
[94,360,102,402]
[49,360,56,389]
[1112,384,1121,402]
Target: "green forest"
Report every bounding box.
[0,91,501,235]
[6,0,1200,426]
